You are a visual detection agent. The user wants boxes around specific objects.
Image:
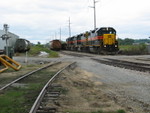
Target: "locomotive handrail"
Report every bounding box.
[0,55,21,71]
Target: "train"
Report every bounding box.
[66,27,119,54]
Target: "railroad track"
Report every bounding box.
[0,61,75,113]
[60,51,92,57]
[92,58,150,73]
[29,62,76,113]
[0,61,61,91]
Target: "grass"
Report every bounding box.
[28,45,59,57]
[0,90,27,113]
[0,84,41,113]
[119,44,148,55]
[15,44,59,58]
[0,68,56,113]
[0,83,46,113]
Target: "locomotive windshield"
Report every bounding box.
[97,28,116,35]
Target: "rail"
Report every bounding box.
[0,61,61,91]
[29,62,76,113]
[92,58,150,73]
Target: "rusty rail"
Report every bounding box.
[29,62,76,113]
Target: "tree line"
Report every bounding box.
[117,38,150,45]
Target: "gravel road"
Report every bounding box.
[14,53,150,113]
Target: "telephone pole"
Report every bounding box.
[1,24,10,56]
[60,27,61,40]
[68,17,71,37]
[90,0,98,29]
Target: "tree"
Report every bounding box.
[124,38,134,45]
[37,41,41,45]
[117,38,134,45]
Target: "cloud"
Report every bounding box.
[0,0,150,44]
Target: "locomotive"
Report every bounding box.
[66,27,119,54]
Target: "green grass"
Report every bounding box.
[0,83,44,113]
[0,90,26,113]
[0,69,56,113]
[15,45,59,58]
[27,45,59,57]
[119,44,148,55]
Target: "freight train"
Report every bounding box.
[66,27,119,54]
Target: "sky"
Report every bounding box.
[0,0,150,44]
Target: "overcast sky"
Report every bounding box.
[0,0,150,44]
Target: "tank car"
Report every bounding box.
[50,40,62,51]
[14,39,30,53]
[66,27,119,54]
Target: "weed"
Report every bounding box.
[117,110,126,113]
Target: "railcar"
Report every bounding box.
[50,40,62,51]
[14,39,30,53]
[66,27,119,54]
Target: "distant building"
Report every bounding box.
[0,30,19,50]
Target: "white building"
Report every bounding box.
[0,30,19,50]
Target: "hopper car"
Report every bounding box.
[50,40,62,51]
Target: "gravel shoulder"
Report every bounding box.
[77,58,150,113]
[53,66,127,113]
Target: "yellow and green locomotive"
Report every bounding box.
[66,27,119,54]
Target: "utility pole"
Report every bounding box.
[68,17,71,37]
[1,24,10,56]
[90,0,98,29]
[60,27,61,40]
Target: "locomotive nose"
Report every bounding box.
[103,34,116,46]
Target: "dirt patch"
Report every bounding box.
[51,66,128,113]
